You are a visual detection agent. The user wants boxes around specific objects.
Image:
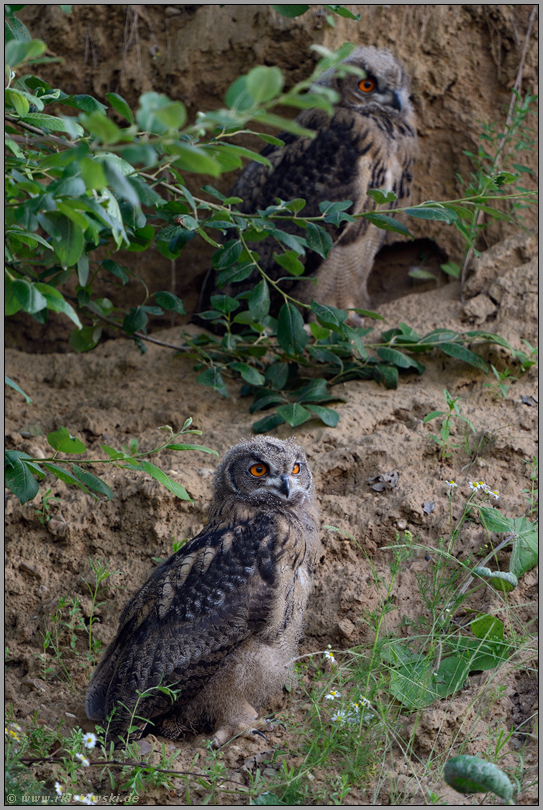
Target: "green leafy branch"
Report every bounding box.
[4,417,217,505]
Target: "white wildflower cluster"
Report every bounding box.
[324,645,336,665]
[330,695,374,725]
[83,732,97,750]
[468,480,499,499]
[74,794,99,806]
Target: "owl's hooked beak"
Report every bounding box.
[390,89,403,112]
[278,474,290,498]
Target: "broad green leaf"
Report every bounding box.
[102,258,129,284]
[5,375,32,403]
[106,92,134,124]
[366,188,398,204]
[277,302,309,355]
[154,291,186,315]
[42,461,92,494]
[210,295,239,314]
[33,282,83,328]
[473,567,518,592]
[166,444,219,456]
[439,342,488,372]
[274,250,305,277]
[5,451,40,503]
[13,279,47,313]
[247,280,270,322]
[306,404,340,427]
[69,325,102,352]
[155,100,187,130]
[252,413,286,434]
[40,212,84,268]
[305,222,333,257]
[246,65,284,104]
[140,460,192,501]
[271,4,309,17]
[168,142,221,177]
[444,756,513,804]
[404,206,457,223]
[196,367,228,398]
[276,403,312,427]
[212,239,243,270]
[123,307,148,335]
[377,347,424,373]
[373,364,398,389]
[5,38,46,68]
[310,301,347,331]
[509,524,538,578]
[230,362,266,386]
[477,505,515,534]
[80,111,122,144]
[5,88,30,116]
[363,212,412,236]
[470,614,505,642]
[71,465,113,500]
[47,427,86,454]
[265,362,289,390]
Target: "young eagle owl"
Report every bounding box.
[85,437,320,747]
[198,45,418,322]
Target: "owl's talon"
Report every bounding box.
[247,728,268,742]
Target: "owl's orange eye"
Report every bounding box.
[359,78,376,93]
[292,463,301,475]
[250,463,268,477]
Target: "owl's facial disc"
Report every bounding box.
[248,457,304,500]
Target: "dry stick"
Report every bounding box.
[19,756,247,786]
[459,4,538,303]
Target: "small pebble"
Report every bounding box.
[397,519,407,531]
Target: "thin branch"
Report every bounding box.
[460,4,538,303]
[5,115,72,146]
[19,756,247,786]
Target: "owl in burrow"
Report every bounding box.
[85,437,320,747]
[198,45,417,324]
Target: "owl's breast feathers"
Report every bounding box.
[232,106,416,220]
[85,505,316,727]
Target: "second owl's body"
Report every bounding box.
[86,438,320,747]
[198,46,418,321]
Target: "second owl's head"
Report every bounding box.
[212,436,314,507]
[324,45,413,119]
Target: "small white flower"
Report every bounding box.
[489,490,499,500]
[324,650,336,664]
[55,782,63,797]
[75,752,90,767]
[325,690,340,700]
[359,696,371,708]
[83,732,97,749]
[331,710,346,723]
[85,795,99,806]
[445,480,457,489]
[468,481,479,491]
[74,796,85,805]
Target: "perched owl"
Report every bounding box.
[85,437,320,747]
[198,45,417,324]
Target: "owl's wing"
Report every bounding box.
[197,108,384,316]
[85,513,278,735]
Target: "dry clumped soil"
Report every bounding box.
[5,4,539,805]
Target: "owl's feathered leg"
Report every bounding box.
[211,698,260,748]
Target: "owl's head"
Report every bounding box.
[212,437,314,507]
[327,45,413,119]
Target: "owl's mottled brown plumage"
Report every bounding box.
[85,437,320,747]
[198,45,417,321]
